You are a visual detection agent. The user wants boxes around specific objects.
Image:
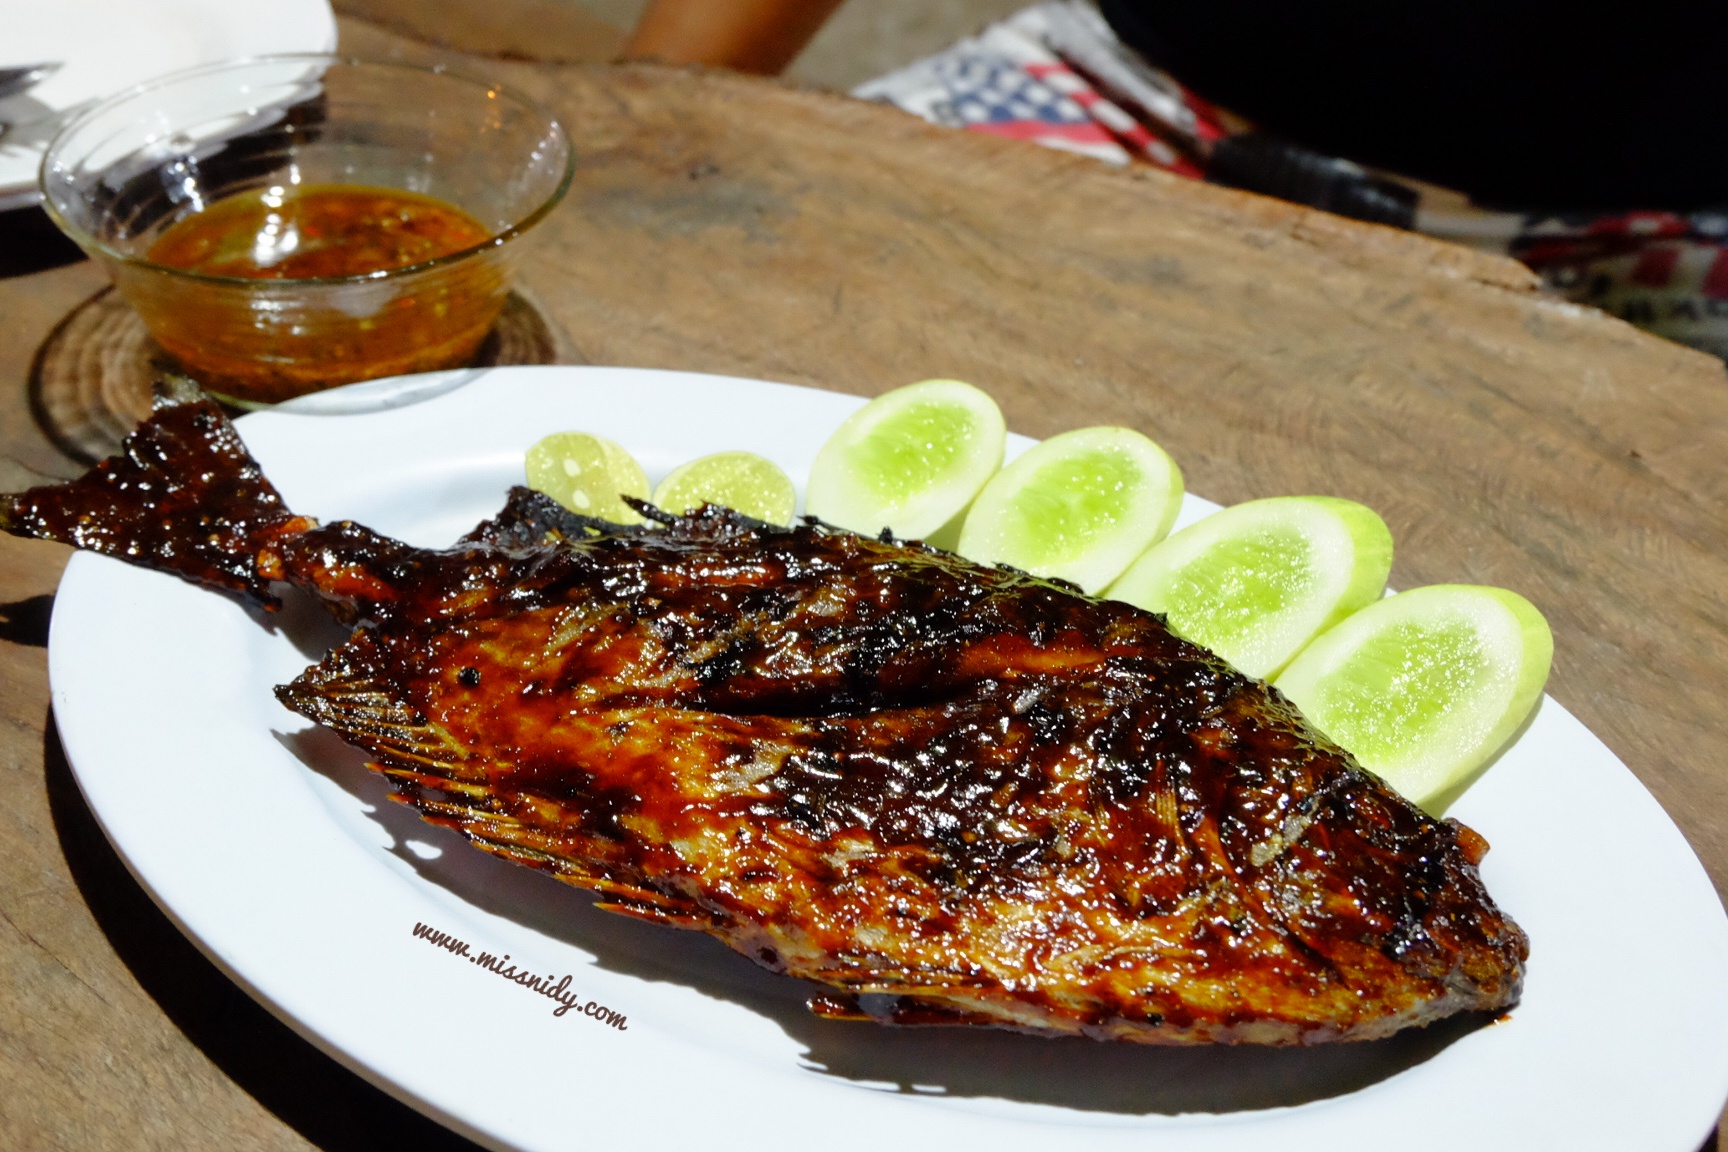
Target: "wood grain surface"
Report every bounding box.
[0,13,1722,1151]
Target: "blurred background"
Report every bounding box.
[589,0,1021,89]
[336,0,1025,89]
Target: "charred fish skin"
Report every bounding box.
[276,507,1526,1044]
[3,391,1527,1045]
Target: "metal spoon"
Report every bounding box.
[0,63,62,145]
[0,62,59,101]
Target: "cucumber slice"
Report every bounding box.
[1274,584,1553,812]
[805,379,1006,543]
[1108,496,1393,678]
[956,426,1183,594]
[653,451,797,525]
[524,431,650,523]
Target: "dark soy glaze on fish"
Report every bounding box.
[0,388,1527,1045]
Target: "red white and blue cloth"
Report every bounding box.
[855,2,1728,362]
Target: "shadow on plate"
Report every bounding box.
[252,586,354,660]
[43,718,487,1152]
[275,707,1493,1119]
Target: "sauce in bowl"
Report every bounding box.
[42,57,572,408]
[147,184,492,279]
[122,183,514,405]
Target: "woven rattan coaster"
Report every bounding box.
[31,287,562,462]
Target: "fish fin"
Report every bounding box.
[278,641,718,926]
[807,992,871,1021]
[592,895,717,929]
[277,669,478,780]
[626,497,797,540]
[806,992,1012,1029]
[1,383,310,607]
[457,488,790,558]
[461,486,642,551]
[799,966,990,991]
[409,786,716,927]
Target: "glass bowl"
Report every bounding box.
[40,55,573,405]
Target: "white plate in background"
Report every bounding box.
[0,0,337,210]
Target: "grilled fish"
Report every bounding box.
[2,388,1527,1045]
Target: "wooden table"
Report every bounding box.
[2,15,1724,1150]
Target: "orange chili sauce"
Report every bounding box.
[131,183,508,404]
[148,184,492,279]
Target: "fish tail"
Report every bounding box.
[0,379,313,608]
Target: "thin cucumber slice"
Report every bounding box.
[524,431,650,523]
[653,451,797,525]
[1274,584,1553,812]
[956,426,1183,594]
[1108,496,1393,678]
[805,379,1006,543]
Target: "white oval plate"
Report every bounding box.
[0,0,337,210]
[47,366,1728,1151]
